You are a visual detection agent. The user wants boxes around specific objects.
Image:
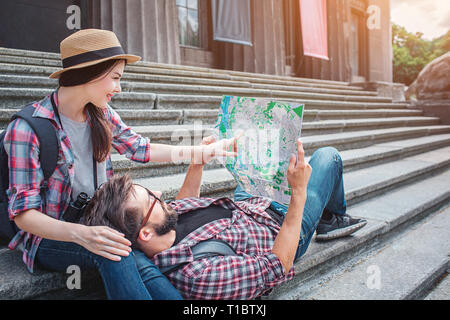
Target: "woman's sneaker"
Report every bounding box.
[315,213,367,241]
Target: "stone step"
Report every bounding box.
[0,247,103,300]
[303,109,423,120]
[299,117,440,136]
[0,54,60,67]
[300,125,450,153]
[154,94,407,111]
[0,73,379,97]
[0,74,388,103]
[127,65,368,92]
[150,108,424,125]
[269,168,450,299]
[108,119,445,160]
[343,146,450,204]
[0,102,429,130]
[0,107,424,129]
[423,271,450,300]
[0,108,185,129]
[0,47,61,60]
[112,133,450,180]
[142,62,358,88]
[0,60,366,92]
[337,133,450,172]
[299,205,450,300]
[110,116,444,138]
[250,82,378,97]
[123,82,390,103]
[0,88,156,110]
[114,124,450,148]
[0,71,252,89]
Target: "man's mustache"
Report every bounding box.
[152,208,178,236]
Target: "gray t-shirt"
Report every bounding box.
[59,113,107,202]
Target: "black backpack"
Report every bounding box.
[0,104,59,241]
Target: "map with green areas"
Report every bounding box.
[214,96,304,205]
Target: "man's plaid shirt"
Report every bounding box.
[156,196,295,299]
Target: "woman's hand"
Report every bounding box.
[200,135,217,165]
[196,133,242,165]
[74,224,132,261]
[13,209,131,261]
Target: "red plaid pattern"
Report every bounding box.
[153,196,295,299]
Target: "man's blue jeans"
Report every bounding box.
[36,239,183,300]
[234,147,347,262]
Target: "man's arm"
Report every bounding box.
[175,135,217,200]
[271,190,306,273]
[176,163,204,200]
[272,140,312,273]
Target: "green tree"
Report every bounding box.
[392,23,449,86]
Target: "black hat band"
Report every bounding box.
[62,46,125,69]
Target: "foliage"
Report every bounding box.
[392,23,449,86]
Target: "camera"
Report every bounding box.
[63,192,91,223]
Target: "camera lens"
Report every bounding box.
[78,192,89,201]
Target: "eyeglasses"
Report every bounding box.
[95,182,162,230]
[135,184,162,230]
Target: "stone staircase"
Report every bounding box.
[0,47,449,300]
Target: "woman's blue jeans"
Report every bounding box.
[35,239,183,300]
[234,147,347,262]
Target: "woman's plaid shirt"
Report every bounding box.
[4,91,151,273]
[155,196,295,300]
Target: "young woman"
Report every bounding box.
[4,29,237,299]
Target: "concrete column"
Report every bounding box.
[90,0,180,64]
[367,0,392,82]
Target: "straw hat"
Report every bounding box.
[49,29,141,79]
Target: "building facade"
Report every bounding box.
[0,0,392,83]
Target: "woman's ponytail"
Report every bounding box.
[86,102,112,163]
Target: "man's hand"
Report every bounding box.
[287,139,312,196]
[272,139,311,274]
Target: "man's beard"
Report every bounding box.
[152,205,178,236]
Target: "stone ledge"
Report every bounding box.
[409,99,450,125]
[351,81,406,102]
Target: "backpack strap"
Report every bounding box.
[11,104,59,180]
[0,105,59,240]
[160,239,237,275]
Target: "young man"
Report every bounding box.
[83,138,367,299]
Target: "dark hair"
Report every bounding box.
[58,59,125,162]
[82,174,143,247]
